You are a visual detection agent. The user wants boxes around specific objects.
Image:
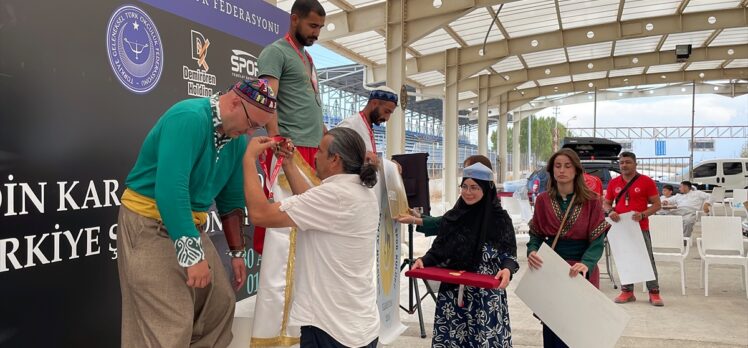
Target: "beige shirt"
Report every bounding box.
[280,174,380,346]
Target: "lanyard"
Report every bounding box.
[259,150,284,200]
[359,111,377,154]
[284,34,318,95]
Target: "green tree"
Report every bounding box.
[490,115,568,166]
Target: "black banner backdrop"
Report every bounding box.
[0,1,287,346]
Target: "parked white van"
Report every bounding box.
[690,158,748,189]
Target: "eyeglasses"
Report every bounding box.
[459,184,482,193]
[236,91,263,132]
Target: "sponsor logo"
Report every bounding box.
[106,5,163,94]
[183,30,217,97]
[230,49,259,80]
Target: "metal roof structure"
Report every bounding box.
[269,0,748,202]
[274,0,746,111]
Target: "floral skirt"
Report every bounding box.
[431,244,512,348]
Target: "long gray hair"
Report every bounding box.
[326,127,378,188]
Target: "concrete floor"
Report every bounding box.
[392,226,748,348]
[234,222,748,347]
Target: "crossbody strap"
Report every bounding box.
[551,194,576,250]
[613,174,640,207]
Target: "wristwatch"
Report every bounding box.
[226,249,247,258]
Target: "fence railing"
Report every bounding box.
[635,157,691,182]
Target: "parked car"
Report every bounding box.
[527,137,680,197]
[687,158,748,190]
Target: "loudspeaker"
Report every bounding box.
[675,44,692,62]
[391,153,431,216]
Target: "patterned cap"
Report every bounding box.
[369,86,398,106]
[463,163,493,181]
[232,77,277,112]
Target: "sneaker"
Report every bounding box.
[614,291,636,303]
[649,291,664,306]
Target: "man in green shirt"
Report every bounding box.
[258,0,326,168]
[117,78,276,347]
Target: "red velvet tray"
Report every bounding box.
[405,267,500,289]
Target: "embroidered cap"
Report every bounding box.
[463,163,493,182]
[369,86,398,106]
[232,77,277,112]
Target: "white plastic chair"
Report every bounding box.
[697,216,748,298]
[501,196,523,220]
[730,189,747,218]
[501,196,528,242]
[709,187,728,216]
[648,215,690,295]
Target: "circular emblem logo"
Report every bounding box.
[634,187,641,193]
[615,187,622,193]
[106,5,163,94]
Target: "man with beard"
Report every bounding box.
[255,0,325,254]
[336,86,398,166]
[258,0,326,168]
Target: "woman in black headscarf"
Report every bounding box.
[413,163,519,347]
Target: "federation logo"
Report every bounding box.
[106,5,163,94]
[634,187,641,193]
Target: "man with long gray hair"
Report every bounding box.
[243,127,380,347]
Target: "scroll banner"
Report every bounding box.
[376,159,408,344]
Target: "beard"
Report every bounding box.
[295,30,315,47]
[369,109,382,126]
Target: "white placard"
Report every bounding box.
[516,244,630,348]
[605,212,656,285]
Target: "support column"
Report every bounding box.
[385,0,406,157]
[498,95,509,183]
[444,48,459,207]
[527,113,532,169]
[478,75,489,157]
[593,87,598,136]
[512,110,521,180]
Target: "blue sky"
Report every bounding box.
[308,45,354,68]
[311,44,747,161]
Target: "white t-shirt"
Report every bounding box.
[337,113,373,152]
[280,173,380,346]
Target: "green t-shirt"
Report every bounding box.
[258,38,324,147]
[125,98,247,241]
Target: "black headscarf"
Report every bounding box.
[421,177,518,273]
